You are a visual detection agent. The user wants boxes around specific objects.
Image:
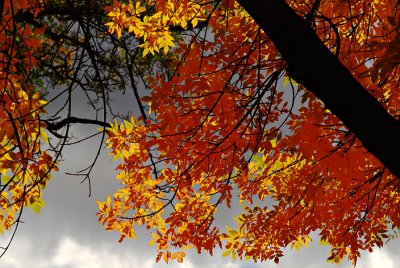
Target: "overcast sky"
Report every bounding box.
[1,85,400,268]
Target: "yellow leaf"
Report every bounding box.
[283,76,290,88]
[181,20,188,29]
[163,252,169,264]
[222,250,231,257]
[248,161,255,170]
[292,240,303,251]
[228,229,238,237]
[1,175,12,184]
[172,252,178,259]
[122,149,130,159]
[31,196,46,214]
[3,153,12,161]
[269,139,276,148]
[38,99,47,106]
[232,252,237,261]
[116,27,122,39]
[18,90,29,101]
[40,129,49,143]
[124,119,133,131]
[163,45,169,54]
[148,233,158,246]
[192,18,198,27]
[0,168,7,176]
[319,239,330,246]
[111,119,119,133]
[143,47,149,57]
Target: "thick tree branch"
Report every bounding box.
[0,0,4,18]
[237,0,400,178]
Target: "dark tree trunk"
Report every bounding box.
[237,0,400,179]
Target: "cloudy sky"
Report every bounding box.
[1,85,400,268]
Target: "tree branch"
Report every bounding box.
[237,0,400,179]
[44,117,111,131]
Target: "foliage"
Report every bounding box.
[97,0,400,265]
[0,0,399,266]
[0,0,57,250]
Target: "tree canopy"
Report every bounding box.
[1,0,399,265]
